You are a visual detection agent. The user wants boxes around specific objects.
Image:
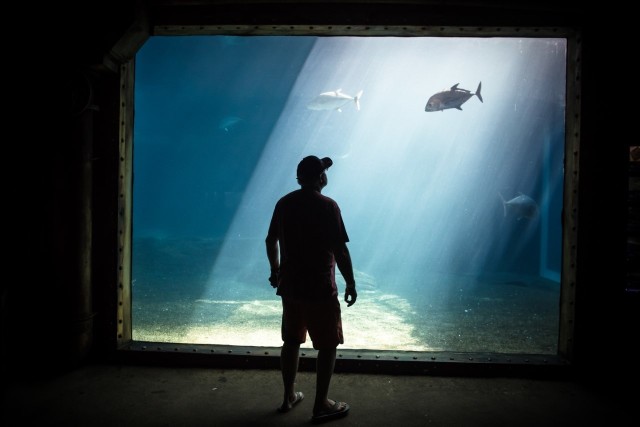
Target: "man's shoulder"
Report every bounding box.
[278,189,303,203]
[278,189,339,208]
[318,193,339,206]
[307,190,339,207]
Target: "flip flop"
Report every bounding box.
[311,400,350,423]
[277,391,304,413]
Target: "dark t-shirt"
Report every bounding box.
[266,188,349,300]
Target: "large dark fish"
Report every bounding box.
[425,82,483,112]
[499,192,539,220]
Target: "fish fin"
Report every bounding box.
[476,82,483,103]
[451,83,459,90]
[456,106,463,110]
[498,192,507,217]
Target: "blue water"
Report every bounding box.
[131,35,565,353]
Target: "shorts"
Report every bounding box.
[281,296,344,350]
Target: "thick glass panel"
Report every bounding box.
[132,36,566,354]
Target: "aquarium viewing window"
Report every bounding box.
[126,29,578,360]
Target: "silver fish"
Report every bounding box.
[307,89,363,112]
[499,192,539,220]
[425,82,483,112]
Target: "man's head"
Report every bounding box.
[297,155,333,188]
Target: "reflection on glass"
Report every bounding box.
[132,35,566,354]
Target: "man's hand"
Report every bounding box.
[269,268,279,288]
[344,284,357,307]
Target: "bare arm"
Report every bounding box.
[335,242,357,306]
[266,238,280,288]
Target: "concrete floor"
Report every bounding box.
[1,363,634,426]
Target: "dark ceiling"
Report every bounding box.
[74,1,588,71]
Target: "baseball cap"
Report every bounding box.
[296,155,333,180]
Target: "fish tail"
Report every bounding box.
[354,90,363,111]
[498,192,506,217]
[476,82,483,103]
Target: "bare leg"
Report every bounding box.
[280,342,301,409]
[314,347,337,413]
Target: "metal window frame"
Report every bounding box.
[116,24,581,376]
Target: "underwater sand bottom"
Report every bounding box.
[132,283,558,354]
[133,291,432,351]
